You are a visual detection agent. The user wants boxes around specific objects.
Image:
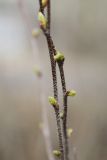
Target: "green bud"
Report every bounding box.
[42,0,48,7]
[54,51,65,62]
[33,66,42,77]
[48,97,59,109]
[67,128,73,137]
[59,111,64,119]
[53,150,61,157]
[32,28,41,37]
[67,90,76,97]
[38,12,47,29]
[39,122,44,129]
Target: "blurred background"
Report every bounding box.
[0,0,107,160]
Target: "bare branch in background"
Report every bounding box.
[17,1,55,160]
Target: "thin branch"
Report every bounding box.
[47,0,51,33]
[45,34,64,160]
[45,32,70,160]
[38,1,65,160]
[58,64,69,160]
[44,31,64,160]
[45,33,69,160]
[45,34,58,100]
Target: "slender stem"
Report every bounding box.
[44,33,69,160]
[46,36,69,160]
[44,32,69,160]
[38,1,65,159]
[47,0,51,33]
[45,34,58,100]
[58,64,69,160]
[58,64,66,94]
[55,109,64,160]
[45,33,64,160]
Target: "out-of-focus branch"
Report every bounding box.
[17,1,55,160]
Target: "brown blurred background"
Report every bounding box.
[0,0,107,160]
